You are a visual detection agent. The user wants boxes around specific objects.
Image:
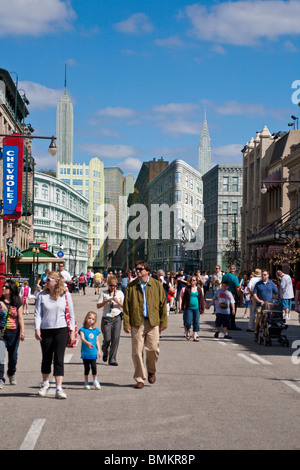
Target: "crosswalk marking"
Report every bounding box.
[20,419,46,450]
[237,353,259,364]
[281,380,300,394]
[250,354,272,365]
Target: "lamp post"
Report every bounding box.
[261,180,300,194]
[59,218,90,271]
[0,133,57,156]
[291,115,299,130]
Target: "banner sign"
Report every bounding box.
[3,135,23,219]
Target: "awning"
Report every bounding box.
[16,257,61,264]
[7,245,23,257]
[15,247,61,264]
[262,169,282,189]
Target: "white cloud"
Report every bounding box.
[184,1,300,46]
[212,144,243,164]
[78,143,138,159]
[154,36,186,49]
[209,100,289,121]
[0,0,76,37]
[157,120,202,137]
[152,102,199,117]
[95,106,136,119]
[114,13,154,34]
[19,81,65,110]
[118,157,143,173]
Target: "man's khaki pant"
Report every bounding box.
[131,319,160,384]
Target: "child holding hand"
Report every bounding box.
[79,311,101,390]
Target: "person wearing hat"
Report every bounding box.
[246,268,262,332]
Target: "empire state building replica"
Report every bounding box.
[56,66,73,167]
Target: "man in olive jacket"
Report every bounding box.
[123,260,167,389]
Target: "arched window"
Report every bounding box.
[41,184,49,199]
[56,188,61,204]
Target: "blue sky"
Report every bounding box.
[1,0,300,177]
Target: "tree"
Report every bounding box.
[223,238,241,269]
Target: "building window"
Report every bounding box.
[41,184,49,199]
[232,222,238,238]
[222,222,228,237]
[222,202,228,215]
[56,189,61,204]
[232,176,239,191]
[223,177,229,192]
[174,190,181,202]
[232,202,238,214]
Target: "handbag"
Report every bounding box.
[65,294,78,348]
[0,305,10,340]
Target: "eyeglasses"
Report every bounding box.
[136,267,145,272]
[109,284,117,287]
[215,267,220,270]
[191,279,197,282]
[46,278,57,282]
[4,285,10,289]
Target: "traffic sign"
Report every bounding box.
[57,251,64,258]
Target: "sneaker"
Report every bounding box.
[84,382,91,390]
[214,332,219,338]
[8,375,17,385]
[0,379,5,390]
[93,380,101,390]
[55,389,67,399]
[224,334,232,340]
[38,382,49,397]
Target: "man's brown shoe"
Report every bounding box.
[148,373,156,384]
[134,382,144,389]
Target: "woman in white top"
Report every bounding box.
[34,271,76,399]
[97,275,124,366]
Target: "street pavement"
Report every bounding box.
[1,285,300,451]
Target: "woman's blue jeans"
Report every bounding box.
[183,308,200,332]
[0,331,20,381]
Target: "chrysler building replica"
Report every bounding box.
[56,65,73,167]
[198,112,211,176]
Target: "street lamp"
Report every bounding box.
[291,115,299,129]
[261,180,300,194]
[0,133,57,156]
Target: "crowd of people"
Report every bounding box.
[0,261,299,395]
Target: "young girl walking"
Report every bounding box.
[79,312,101,390]
[20,281,31,315]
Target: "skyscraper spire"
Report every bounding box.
[198,112,211,176]
[56,65,73,167]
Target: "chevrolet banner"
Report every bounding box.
[3,134,23,219]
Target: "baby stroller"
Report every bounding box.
[257,300,289,347]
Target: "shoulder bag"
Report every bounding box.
[65,294,78,348]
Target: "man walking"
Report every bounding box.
[252,270,278,340]
[276,270,294,319]
[123,261,167,389]
[246,268,261,332]
[221,265,242,330]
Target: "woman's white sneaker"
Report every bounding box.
[55,388,67,399]
[38,382,49,397]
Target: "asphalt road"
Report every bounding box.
[1,286,300,451]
